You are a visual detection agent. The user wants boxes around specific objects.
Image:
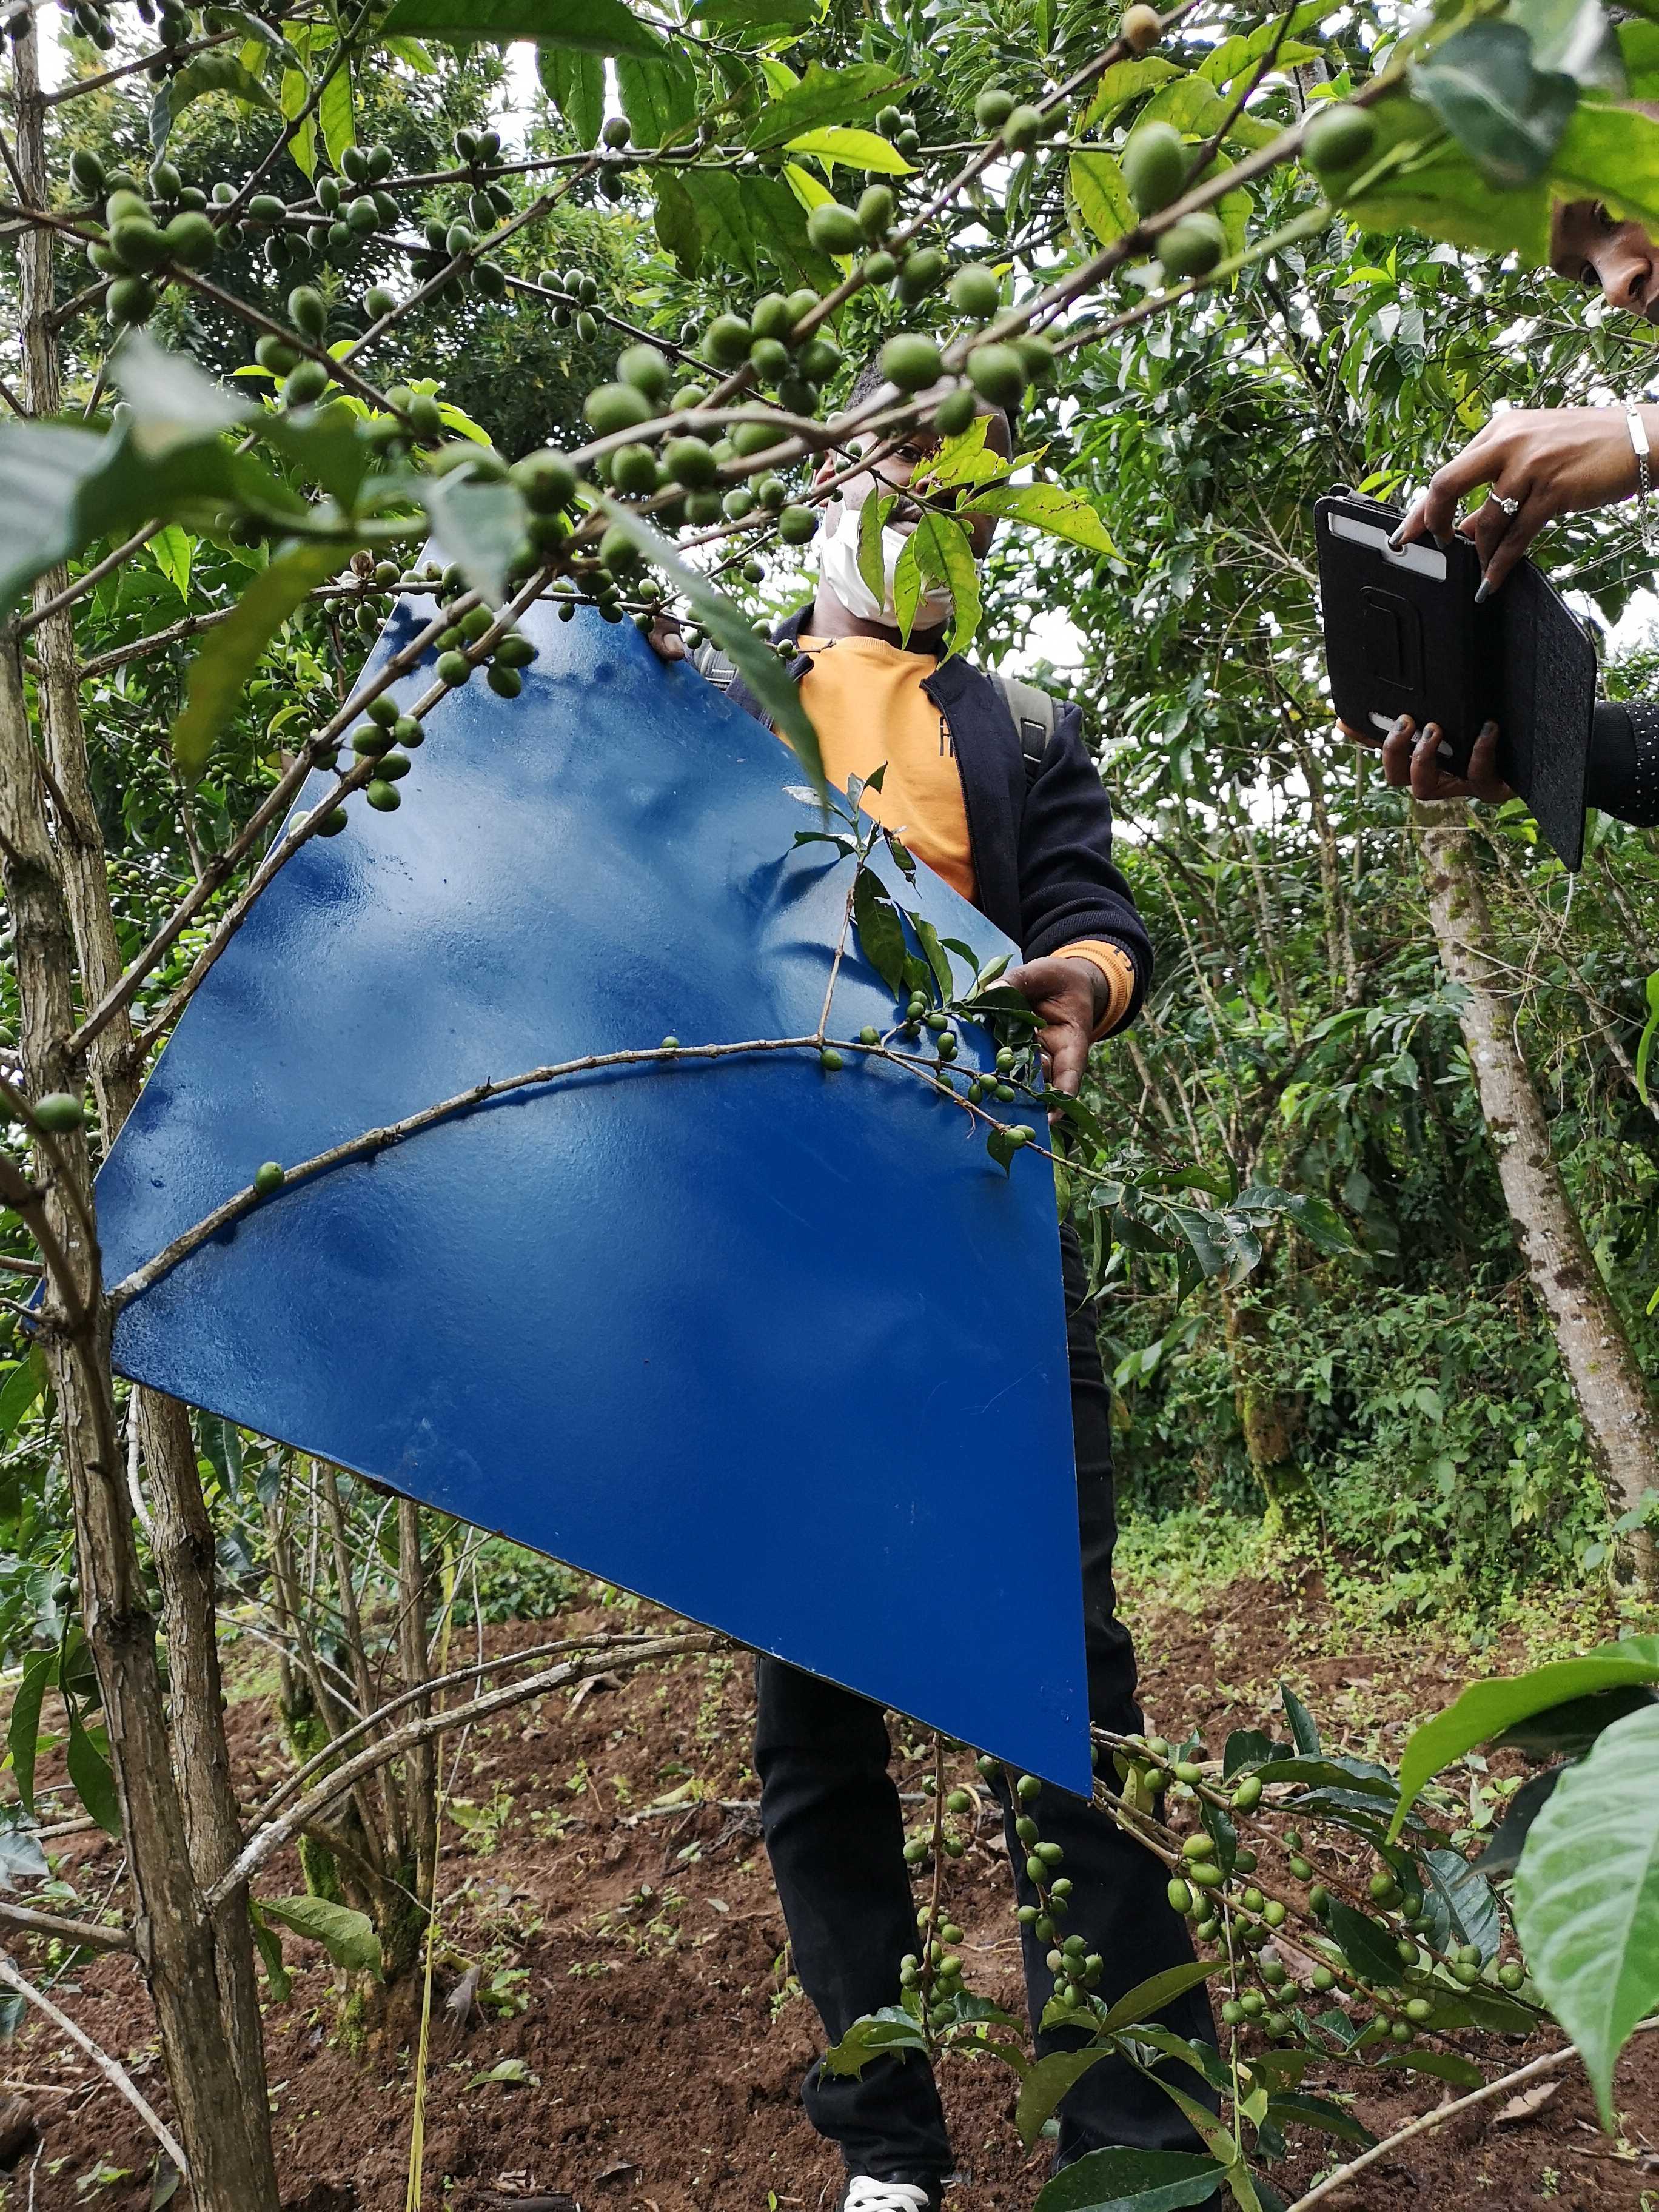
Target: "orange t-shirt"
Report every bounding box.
[796,635,1133,1033]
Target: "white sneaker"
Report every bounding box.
[838,2181,936,2212]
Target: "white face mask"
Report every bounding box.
[817,475,957,631]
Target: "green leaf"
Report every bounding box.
[913,914,957,1004]
[667,169,837,290]
[1551,97,1659,247]
[1324,1900,1406,1985]
[1081,56,1181,129]
[171,541,342,781]
[1391,1638,1659,1836]
[319,56,354,171]
[820,2005,928,2077]
[910,511,981,655]
[1338,90,1551,259]
[1198,5,1329,85]
[858,491,896,611]
[116,332,250,458]
[146,522,193,603]
[746,62,902,147]
[1250,1755,1395,1797]
[66,1714,121,1837]
[468,2057,538,2086]
[1493,1686,1655,1759]
[1070,150,1136,247]
[1513,1703,1659,2125]
[247,1905,293,2000]
[381,0,668,53]
[1510,0,1625,87]
[8,1649,56,1820]
[1033,2148,1225,2212]
[420,474,528,608]
[786,125,914,175]
[1412,21,1578,186]
[1096,1959,1222,2039]
[599,500,824,794]
[1141,75,1277,150]
[960,481,1116,557]
[1280,1682,1321,1757]
[1265,2092,1373,2147]
[260,1894,384,1978]
[617,49,697,147]
[150,48,278,150]
[1017,2048,1113,2148]
[987,1124,1027,1173]
[1370,2045,1485,2089]
[852,866,910,997]
[0,1349,45,1441]
[1637,970,1658,1105]
[787,126,916,176]
[1422,1846,1501,1961]
[0,1812,48,1893]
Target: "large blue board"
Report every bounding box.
[97,598,1092,1791]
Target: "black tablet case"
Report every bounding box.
[1315,489,1596,870]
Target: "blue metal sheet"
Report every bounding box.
[96,599,1091,1791]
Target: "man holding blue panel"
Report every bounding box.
[652,371,1218,2212]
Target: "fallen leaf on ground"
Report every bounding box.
[1493,2080,1561,2125]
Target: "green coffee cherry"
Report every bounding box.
[705,313,751,367]
[819,1047,843,1071]
[1167,1877,1193,1915]
[618,343,672,401]
[253,1161,285,1196]
[1303,101,1376,176]
[1003,104,1045,153]
[106,276,155,326]
[1307,1884,1329,1915]
[967,343,1026,411]
[1122,121,1186,216]
[1017,1774,1041,1801]
[366,780,401,813]
[1181,1834,1215,1861]
[283,360,329,407]
[933,387,977,438]
[32,1092,84,1134]
[949,263,1000,320]
[857,184,894,240]
[436,650,472,686]
[584,383,654,437]
[806,201,863,255]
[880,332,943,393]
[975,87,1016,131]
[1158,212,1226,281]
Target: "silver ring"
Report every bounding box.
[1492,492,1521,516]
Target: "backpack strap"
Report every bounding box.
[993,671,1057,786]
[692,642,740,692]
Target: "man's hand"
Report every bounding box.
[1005,956,1105,1104]
[1342,712,1512,805]
[645,614,686,663]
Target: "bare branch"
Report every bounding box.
[0,1953,186,2173]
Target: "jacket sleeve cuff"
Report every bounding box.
[1053,940,1137,1038]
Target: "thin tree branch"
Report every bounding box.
[0,1953,185,2173]
[1284,2020,1659,2212]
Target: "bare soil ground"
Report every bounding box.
[5,1556,1656,2212]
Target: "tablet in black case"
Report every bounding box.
[1315,488,1596,870]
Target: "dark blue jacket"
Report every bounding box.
[719,608,1153,1030]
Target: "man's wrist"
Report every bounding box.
[1053,941,1136,1037]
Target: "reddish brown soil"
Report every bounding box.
[6,1562,1657,2212]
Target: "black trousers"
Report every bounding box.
[754,1228,1219,2187]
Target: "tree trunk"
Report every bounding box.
[1415,803,1659,1589]
[0,640,281,2210]
[12,22,278,2150]
[1220,1278,1305,1519]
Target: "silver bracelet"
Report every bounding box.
[1627,405,1653,554]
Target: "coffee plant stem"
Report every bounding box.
[206,1632,717,1908]
[39,27,232,108]
[1284,2020,1659,2212]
